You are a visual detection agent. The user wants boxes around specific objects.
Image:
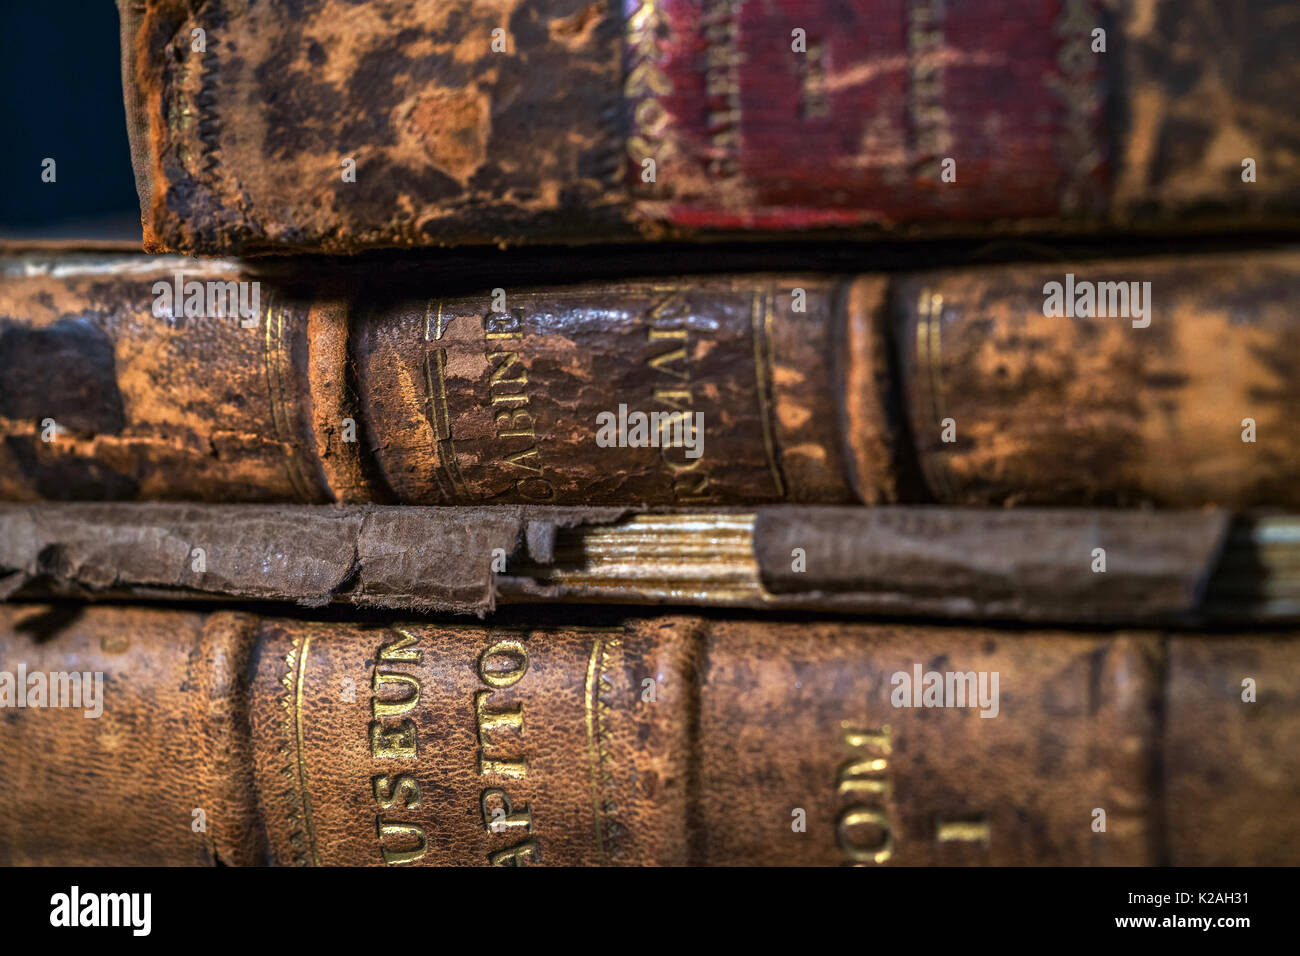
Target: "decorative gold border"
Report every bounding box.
[422,300,473,501]
[1047,0,1106,214]
[624,0,677,199]
[751,287,787,499]
[914,288,955,501]
[278,633,320,866]
[583,633,624,865]
[263,295,315,502]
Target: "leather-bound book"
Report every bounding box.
[118,0,1300,254]
[1,603,1296,865]
[2,249,1295,507]
[4,504,1296,625]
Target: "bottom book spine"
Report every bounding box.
[0,604,1296,865]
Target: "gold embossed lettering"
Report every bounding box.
[478,755,528,779]
[700,0,742,178]
[475,689,527,779]
[634,97,670,132]
[800,41,829,118]
[480,787,534,833]
[514,476,556,501]
[936,818,990,846]
[673,472,710,499]
[494,406,535,439]
[625,0,677,189]
[837,807,894,864]
[378,822,427,865]
[627,60,672,98]
[485,312,522,338]
[368,632,427,863]
[373,774,422,811]
[475,635,537,859]
[372,670,420,718]
[488,840,540,866]
[379,629,421,663]
[369,719,417,759]
[488,350,527,388]
[652,387,693,410]
[482,316,553,496]
[647,345,689,379]
[906,0,952,175]
[503,446,544,475]
[644,294,712,500]
[475,690,524,737]
[835,725,895,864]
[478,640,529,687]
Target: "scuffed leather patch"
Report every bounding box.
[131,0,630,253]
[0,503,629,614]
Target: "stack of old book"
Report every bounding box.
[1,0,1297,867]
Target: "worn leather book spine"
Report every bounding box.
[0,257,868,506]
[893,250,1300,507]
[2,604,1297,865]
[352,276,866,505]
[118,0,1300,254]
[2,251,1296,507]
[6,503,1298,625]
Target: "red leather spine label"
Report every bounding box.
[625,0,1109,229]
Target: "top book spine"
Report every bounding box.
[119,0,1300,255]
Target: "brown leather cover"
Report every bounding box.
[353,276,861,505]
[3,250,1297,508]
[0,258,862,506]
[118,0,1300,254]
[11,503,1298,628]
[0,607,265,866]
[0,255,335,504]
[1,603,1296,865]
[893,250,1300,508]
[750,506,1243,623]
[0,503,628,616]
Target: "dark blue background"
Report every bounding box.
[0,0,141,238]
